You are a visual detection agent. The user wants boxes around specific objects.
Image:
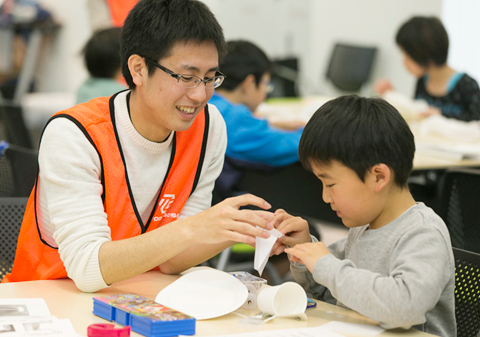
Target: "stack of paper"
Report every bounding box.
[418,115,480,143]
[382,90,428,122]
[0,299,77,337]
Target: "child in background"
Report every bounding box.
[278,95,455,336]
[210,40,304,167]
[375,16,480,121]
[76,27,127,104]
[210,40,305,203]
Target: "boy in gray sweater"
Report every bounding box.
[276,95,456,336]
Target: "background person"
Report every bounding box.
[76,27,127,104]
[375,16,480,121]
[210,40,305,202]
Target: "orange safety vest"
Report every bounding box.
[105,0,138,27]
[2,94,209,282]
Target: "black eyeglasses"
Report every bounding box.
[143,56,225,89]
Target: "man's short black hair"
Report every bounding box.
[121,0,227,89]
[299,95,415,188]
[83,27,122,78]
[396,16,449,67]
[218,40,272,91]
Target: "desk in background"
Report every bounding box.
[0,271,436,337]
[258,96,480,171]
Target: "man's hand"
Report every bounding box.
[285,242,330,273]
[270,209,311,256]
[187,194,274,245]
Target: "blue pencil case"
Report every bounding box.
[93,293,195,337]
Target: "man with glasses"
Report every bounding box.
[210,40,306,202]
[4,0,274,292]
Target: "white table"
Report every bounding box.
[0,271,436,337]
[258,96,480,171]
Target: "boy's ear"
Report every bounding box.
[128,54,148,87]
[371,163,391,193]
[239,74,256,93]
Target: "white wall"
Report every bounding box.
[204,0,311,59]
[203,0,312,96]
[442,0,480,83]
[35,0,91,93]
[33,0,443,98]
[205,0,441,97]
[307,0,441,97]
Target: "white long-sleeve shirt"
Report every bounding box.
[37,91,227,291]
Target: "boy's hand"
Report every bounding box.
[269,120,306,131]
[285,242,330,273]
[270,209,311,256]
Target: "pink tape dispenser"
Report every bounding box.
[87,323,131,337]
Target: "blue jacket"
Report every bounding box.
[209,92,303,167]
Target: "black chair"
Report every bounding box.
[0,197,28,281]
[0,104,33,149]
[437,168,480,254]
[0,143,38,197]
[325,43,377,93]
[453,247,480,337]
[269,57,299,98]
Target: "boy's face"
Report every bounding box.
[132,40,219,142]
[311,160,383,229]
[245,72,271,112]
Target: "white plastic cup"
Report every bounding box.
[257,282,307,317]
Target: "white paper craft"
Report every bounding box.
[254,228,284,276]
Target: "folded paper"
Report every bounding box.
[254,228,284,276]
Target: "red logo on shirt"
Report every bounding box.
[153,194,179,221]
[159,194,175,214]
